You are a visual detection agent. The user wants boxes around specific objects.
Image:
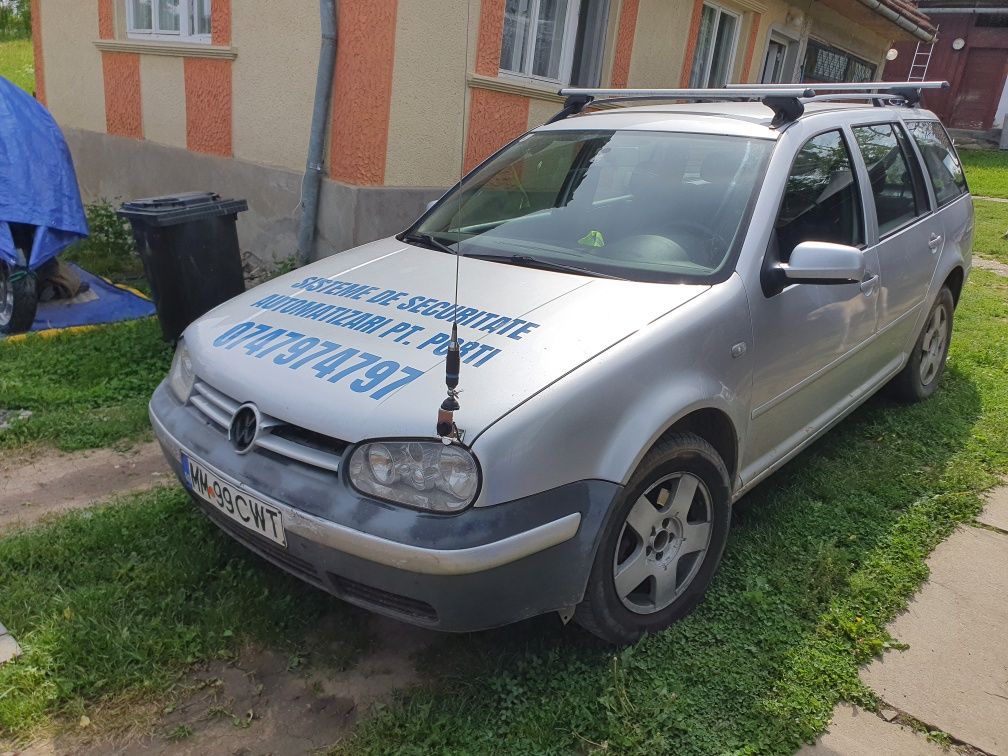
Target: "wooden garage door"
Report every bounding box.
[950,48,1008,130]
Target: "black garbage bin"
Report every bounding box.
[119,192,248,341]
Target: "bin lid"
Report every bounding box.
[118,192,248,226]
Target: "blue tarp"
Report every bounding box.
[0,263,155,337]
[0,76,88,270]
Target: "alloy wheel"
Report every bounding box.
[919,303,949,386]
[613,472,714,614]
[0,262,13,327]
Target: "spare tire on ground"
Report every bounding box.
[0,249,37,335]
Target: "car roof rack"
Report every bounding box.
[551,81,949,128]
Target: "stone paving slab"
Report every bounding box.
[977,485,1008,532]
[798,705,946,755]
[861,525,1008,755]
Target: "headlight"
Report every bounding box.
[168,340,196,403]
[348,440,480,512]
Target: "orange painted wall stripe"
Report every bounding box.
[679,0,706,87]
[102,52,142,139]
[464,87,529,172]
[475,0,506,77]
[330,0,398,185]
[611,0,639,88]
[212,0,231,46]
[98,0,114,39]
[738,13,763,83]
[30,0,45,103]
[184,58,233,156]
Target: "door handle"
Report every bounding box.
[928,233,942,253]
[860,274,879,295]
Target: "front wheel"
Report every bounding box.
[0,259,38,335]
[890,287,954,403]
[575,433,732,644]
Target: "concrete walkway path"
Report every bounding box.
[802,486,1008,755]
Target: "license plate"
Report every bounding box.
[182,453,287,547]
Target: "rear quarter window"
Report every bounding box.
[907,121,968,207]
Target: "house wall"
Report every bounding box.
[231,3,319,172]
[35,0,909,263]
[36,0,106,132]
[883,10,1008,130]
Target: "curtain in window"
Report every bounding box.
[131,0,153,30]
[531,0,573,80]
[193,0,211,36]
[501,0,533,73]
[159,0,181,32]
[689,5,718,88]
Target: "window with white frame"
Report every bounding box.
[499,0,583,84]
[127,0,212,42]
[689,3,740,88]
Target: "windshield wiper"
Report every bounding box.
[402,232,458,256]
[465,252,625,280]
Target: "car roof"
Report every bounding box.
[535,100,940,140]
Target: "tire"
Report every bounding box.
[0,256,38,335]
[889,287,954,403]
[575,432,732,644]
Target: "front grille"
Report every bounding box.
[328,574,438,622]
[200,500,324,587]
[188,379,347,474]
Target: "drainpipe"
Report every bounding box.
[854,0,936,42]
[297,0,338,264]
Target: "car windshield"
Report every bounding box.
[408,129,773,283]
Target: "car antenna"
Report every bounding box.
[436,1,470,444]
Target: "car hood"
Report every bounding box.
[184,237,707,442]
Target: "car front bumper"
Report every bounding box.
[149,381,619,632]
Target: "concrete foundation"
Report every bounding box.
[65,128,445,263]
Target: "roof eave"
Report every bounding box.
[856,0,938,41]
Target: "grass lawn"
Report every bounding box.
[971,200,1008,266]
[0,37,33,93]
[0,203,162,453]
[0,487,371,739]
[0,318,170,452]
[960,148,1008,199]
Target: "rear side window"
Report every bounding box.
[852,123,927,237]
[907,120,968,207]
[775,129,864,258]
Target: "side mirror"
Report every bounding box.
[779,241,865,285]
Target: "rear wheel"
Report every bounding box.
[575,433,731,644]
[0,256,38,335]
[890,287,953,403]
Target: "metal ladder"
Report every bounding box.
[908,28,938,82]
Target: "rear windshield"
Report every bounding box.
[409,129,774,283]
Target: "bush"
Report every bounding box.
[0,0,31,40]
[83,200,135,262]
[62,200,145,286]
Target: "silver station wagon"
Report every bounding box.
[150,82,973,643]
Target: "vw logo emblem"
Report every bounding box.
[229,403,260,454]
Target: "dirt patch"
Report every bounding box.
[0,441,171,532]
[974,255,1008,277]
[23,615,435,756]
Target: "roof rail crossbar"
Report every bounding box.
[558,86,816,99]
[551,86,816,127]
[729,80,949,93]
